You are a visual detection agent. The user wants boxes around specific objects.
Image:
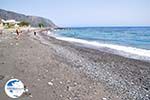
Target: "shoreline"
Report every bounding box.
[51,32,150,62]
[0,29,150,100]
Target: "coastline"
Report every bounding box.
[53,35,150,62]
[53,27,150,62]
[0,29,150,100]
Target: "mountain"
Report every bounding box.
[0,9,57,28]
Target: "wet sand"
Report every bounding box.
[0,29,150,100]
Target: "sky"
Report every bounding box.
[0,0,150,27]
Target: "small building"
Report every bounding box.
[0,18,31,28]
[2,19,20,25]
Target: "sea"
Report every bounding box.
[50,27,150,61]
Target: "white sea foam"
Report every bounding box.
[53,36,150,61]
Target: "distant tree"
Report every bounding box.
[7,23,14,28]
[19,21,29,27]
[38,23,44,28]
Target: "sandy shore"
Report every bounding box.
[0,29,150,100]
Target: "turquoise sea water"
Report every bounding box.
[52,27,150,61]
[55,27,150,50]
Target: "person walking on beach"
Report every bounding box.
[16,29,19,35]
[34,31,36,35]
[16,28,20,39]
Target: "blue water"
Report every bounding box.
[55,27,150,50]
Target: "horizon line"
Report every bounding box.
[60,26,150,28]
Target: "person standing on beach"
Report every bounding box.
[0,30,2,35]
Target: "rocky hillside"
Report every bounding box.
[0,9,57,28]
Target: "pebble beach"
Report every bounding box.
[0,29,150,100]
